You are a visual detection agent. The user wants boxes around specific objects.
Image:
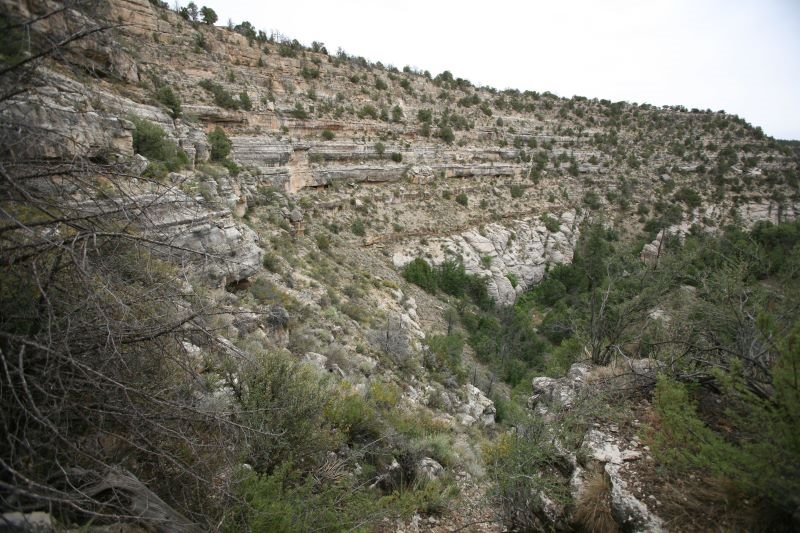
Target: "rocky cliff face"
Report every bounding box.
[26,0,798,289]
[10,0,798,295]
[3,1,799,531]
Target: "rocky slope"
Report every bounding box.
[1,0,798,531]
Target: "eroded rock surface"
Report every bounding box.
[393,212,580,305]
[529,362,665,532]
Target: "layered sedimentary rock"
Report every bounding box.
[154,201,263,286]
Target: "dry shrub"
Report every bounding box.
[585,363,627,384]
[572,469,619,533]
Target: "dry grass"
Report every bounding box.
[585,363,628,384]
[572,468,620,533]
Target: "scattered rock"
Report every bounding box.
[415,457,444,482]
[407,165,434,184]
[304,352,328,370]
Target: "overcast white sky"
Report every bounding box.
[195,0,800,139]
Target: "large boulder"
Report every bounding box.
[528,362,592,412]
[415,457,444,482]
[456,384,496,427]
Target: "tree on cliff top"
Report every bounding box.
[200,6,217,25]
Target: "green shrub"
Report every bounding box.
[194,32,209,52]
[227,353,408,531]
[390,152,403,163]
[221,158,240,176]
[315,234,331,251]
[262,253,281,273]
[291,103,309,119]
[544,336,582,377]
[208,126,232,161]
[278,43,298,58]
[457,93,480,107]
[455,192,468,206]
[674,186,702,209]
[425,334,465,380]
[131,117,188,176]
[374,142,385,157]
[155,85,181,118]
[351,218,366,236]
[583,191,601,210]
[239,91,252,111]
[300,65,319,79]
[367,381,401,410]
[485,421,571,530]
[198,79,239,109]
[321,129,335,140]
[438,125,455,144]
[653,344,800,520]
[533,277,567,307]
[324,391,382,445]
[403,258,437,293]
[249,278,287,305]
[437,259,470,297]
[239,351,335,473]
[391,105,404,122]
[358,105,379,120]
[509,184,524,199]
[340,300,368,323]
[403,257,492,309]
[541,214,561,232]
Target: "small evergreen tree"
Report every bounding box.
[438,125,455,144]
[186,1,199,21]
[403,258,437,293]
[155,85,181,118]
[208,126,232,161]
[239,91,252,111]
[200,6,217,25]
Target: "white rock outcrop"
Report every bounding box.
[529,362,665,532]
[579,430,665,532]
[393,211,580,305]
[456,384,496,427]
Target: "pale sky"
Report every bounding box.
[195,0,800,139]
